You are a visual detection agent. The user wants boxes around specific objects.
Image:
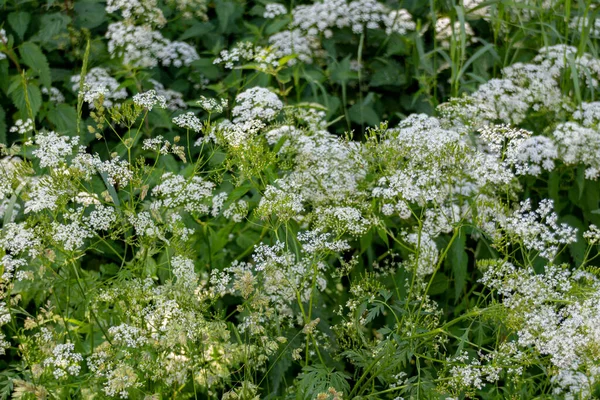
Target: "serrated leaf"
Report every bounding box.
[11,82,42,119]
[74,2,106,29]
[8,11,31,40]
[32,13,71,46]
[330,56,358,84]
[20,42,52,88]
[47,104,77,135]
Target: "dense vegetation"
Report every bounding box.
[1,0,600,398]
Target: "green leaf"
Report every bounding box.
[47,104,78,135]
[179,22,214,41]
[19,42,52,88]
[8,11,31,40]
[370,60,406,87]
[427,273,449,295]
[32,13,71,45]
[349,93,380,126]
[448,229,468,300]
[74,2,107,29]
[215,0,239,33]
[330,56,358,85]
[0,105,5,145]
[11,82,42,119]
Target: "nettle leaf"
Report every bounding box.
[330,56,358,85]
[349,92,380,126]
[20,42,52,88]
[370,59,407,87]
[11,82,42,119]
[47,104,78,135]
[32,13,71,45]
[8,11,31,40]
[74,1,106,29]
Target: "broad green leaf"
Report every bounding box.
[427,272,449,295]
[32,13,71,46]
[179,22,214,41]
[74,2,106,29]
[370,60,406,87]
[8,11,31,40]
[47,104,78,135]
[349,93,380,126]
[215,0,240,33]
[19,42,52,88]
[330,56,358,84]
[11,82,42,119]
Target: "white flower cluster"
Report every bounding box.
[264,3,287,19]
[232,87,283,123]
[71,67,128,108]
[297,230,350,254]
[151,172,215,213]
[108,324,147,348]
[480,263,600,398]
[570,15,600,37]
[503,199,577,260]
[0,222,41,257]
[171,255,198,287]
[106,22,198,69]
[41,87,65,103]
[0,302,11,354]
[9,118,34,135]
[214,41,279,70]
[291,0,415,36]
[133,89,167,111]
[52,211,94,252]
[32,131,79,168]
[173,112,203,132]
[197,96,228,114]
[223,200,249,222]
[437,46,600,181]
[150,79,187,111]
[478,125,557,177]
[435,17,476,49]
[268,29,320,66]
[106,0,166,27]
[43,343,83,380]
[166,0,208,20]
[217,0,415,68]
[552,122,600,179]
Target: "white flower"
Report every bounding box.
[71,67,128,108]
[232,87,283,123]
[43,343,83,380]
[173,112,203,132]
[133,89,167,110]
[32,131,79,168]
